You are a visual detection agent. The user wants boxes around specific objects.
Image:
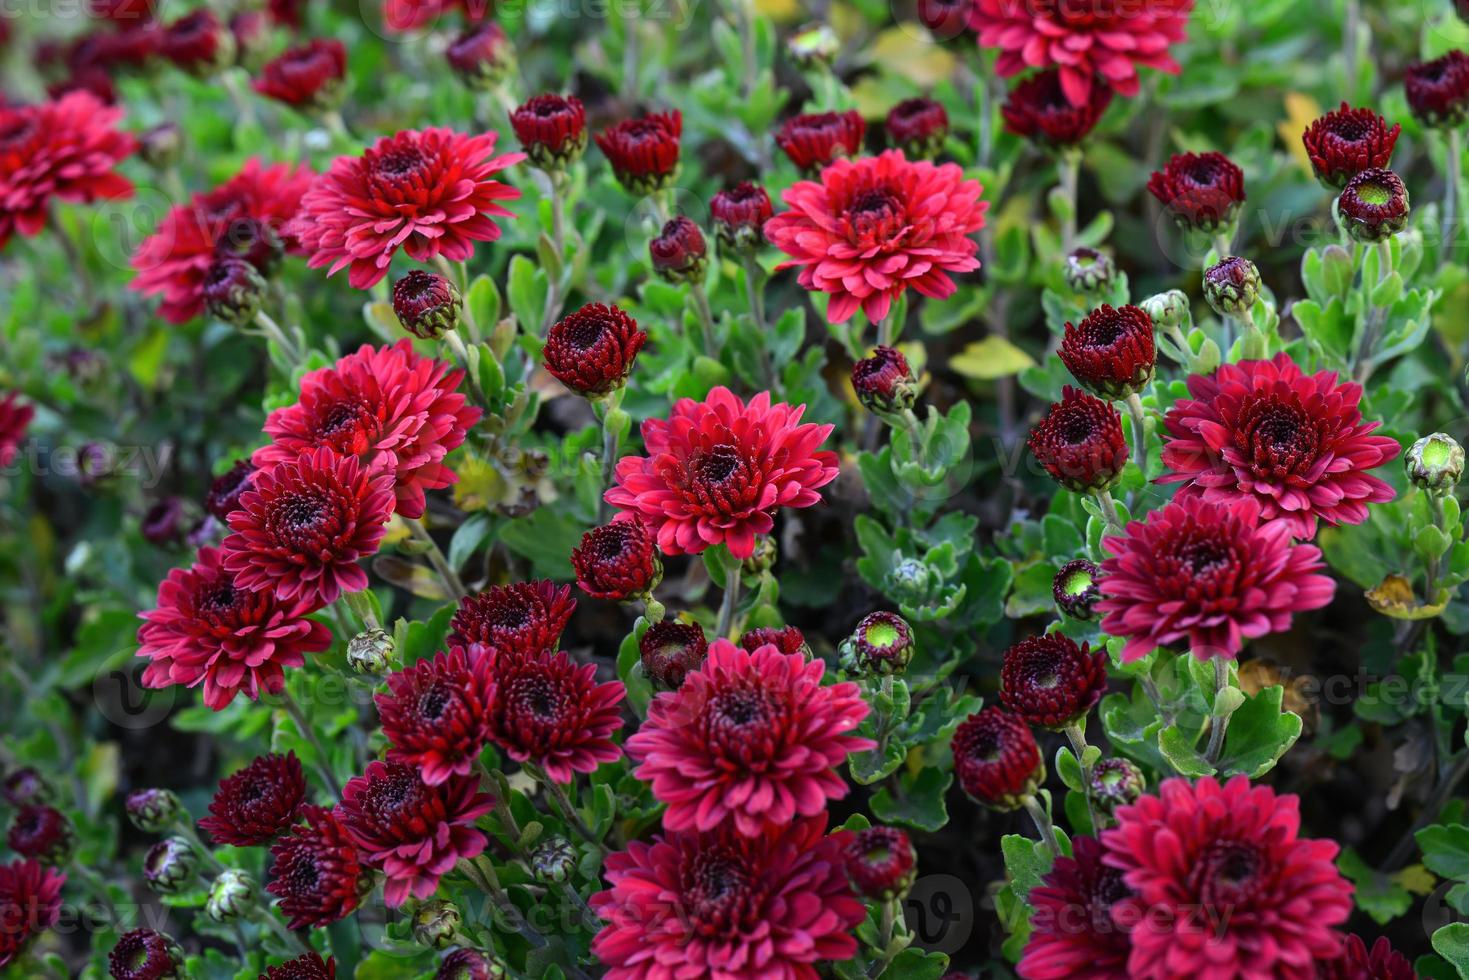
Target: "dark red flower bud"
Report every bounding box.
[7,805,73,864]
[1000,633,1108,729]
[205,460,255,522]
[445,21,514,89]
[198,752,307,846]
[852,345,917,414]
[202,257,266,325]
[649,216,708,284]
[3,768,51,806]
[885,98,949,160]
[260,952,337,980]
[1301,103,1400,190]
[1028,386,1129,492]
[159,10,233,74]
[143,838,197,894]
[1147,151,1246,233]
[1339,168,1410,243]
[639,621,708,689]
[229,10,270,68]
[1002,69,1112,150]
[69,26,160,73]
[88,0,155,24]
[392,269,462,339]
[595,110,683,193]
[108,929,185,980]
[141,497,185,545]
[916,0,971,40]
[253,39,347,110]
[709,182,772,253]
[841,825,917,900]
[1202,256,1262,316]
[775,110,865,173]
[543,302,647,397]
[572,517,662,601]
[1319,934,1416,980]
[510,93,588,171]
[951,707,1044,811]
[267,806,365,929]
[1406,50,1469,128]
[840,610,915,675]
[1088,757,1144,815]
[1053,558,1101,620]
[436,949,504,980]
[1059,304,1156,400]
[49,69,118,105]
[738,625,807,655]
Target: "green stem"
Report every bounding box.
[1123,394,1148,479]
[1021,794,1060,862]
[1204,657,1232,765]
[1444,128,1462,266]
[1237,305,1266,360]
[253,309,304,365]
[716,548,744,640]
[258,908,309,955]
[67,859,119,924]
[441,328,492,411]
[596,395,624,522]
[1092,487,1126,540]
[1426,492,1448,605]
[342,588,380,631]
[1063,720,1101,834]
[691,286,719,358]
[741,255,775,390]
[1058,150,1080,253]
[279,689,343,797]
[406,517,468,600]
[876,312,896,349]
[1352,238,1394,384]
[537,771,609,855]
[174,820,228,874]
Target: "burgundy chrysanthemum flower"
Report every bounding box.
[289,128,522,289]
[710,182,773,252]
[67,25,160,74]
[131,159,312,323]
[594,110,683,193]
[449,579,576,656]
[1147,151,1246,232]
[972,0,1193,105]
[222,446,394,606]
[626,639,872,837]
[253,39,346,109]
[6,809,66,862]
[738,625,807,655]
[0,393,33,468]
[336,761,493,906]
[1318,934,1417,980]
[376,646,496,785]
[486,649,625,783]
[108,929,183,980]
[254,340,482,520]
[159,10,231,73]
[1338,168,1411,243]
[1406,50,1469,127]
[260,952,337,980]
[838,825,917,900]
[1000,633,1107,729]
[1001,69,1113,148]
[639,621,709,689]
[0,91,134,250]
[774,110,866,172]
[648,216,708,284]
[1301,103,1400,190]
[205,460,255,522]
[543,303,647,397]
[137,546,332,710]
[852,345,917,414]
[1059,304,1157,400]
[1158,353,1400,540]
[198,752,307,846]
[591,817,865,979]
[509,93,588,170]
[765,149,987,324]
[1017,835,1131,980]
[1097,496,1336,663]
[1101,775,1351,979]
[951,706,1043,810]
[606,387,840,559]
[269,0,306,29]
[266,805,365,929]
[885,98,949,159]
[572,517,662,601]
[1028,386,1129,493]
[0,859,65,970]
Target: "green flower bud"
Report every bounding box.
[347,628,395,675]
[203,257,267,326]
[413,899,462,949]
[205,868,258,923]
[839,611,915,676]
[1202,256,1261,317]
[1140,289,1191,330]
[1063,247,1116,295]
[1089,758,1145,816]
[125,788,183,833]
[741,536,778,577]
[144,837,199,895]
[1407,433,1464,495]
[531,837,577,885]
[885,558,933,606]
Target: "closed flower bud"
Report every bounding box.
[392,269,461,339]
[886,98,949,160]
[1407,433,1464,495]
[253,39,347,112]
[571,517,662,601]
[595,111,682,194]
[138,123,181,171]
[1059,304,1156,400]
[851,345,917,415]
[543,303,647,397]
[203,257,266,325]
[160,9,234,75]
[1406,51,1469,128]
[1052,558,1101,620]
[125,788,182,833]
[951,707,1044,811]
[413,899,462,949]
[3,768,51,807]
[7,805,74,864]
[205,868,258,922]
[885,557,933,606]
[1028,387,1128,493]
[649,216,708,284]
[775,110,865,174]
[1338,168,1410,243]
[840,825,917,900]
[445,22,514,89]
[1140,289,1190,330]
[709,182,772,254]
[840,611,915,676]
[1063,247,1115,294]
[787,23,839,68]
[141,497,186,546]
[916,0,971,39]
[1202,256,1261,317]
[531,837,577,883]
[436,949,508,980]
[1088,758,1145,815]
[347,628,395,674]
[509,93,588,171]
[638,620,708,689]
[109,929,186,980]
[144,837,199,894]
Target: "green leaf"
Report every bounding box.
[1217,685,1303,778]
[1339,848,1413,924]
[465,273,502,331]
[1418,823,1469,881]
[880,948,950,980]
[1000,833,1054,900]
[1431,923,1469,971]
[1158,723,1213,777]
[869,766,952,832]
[950,336,1037,380]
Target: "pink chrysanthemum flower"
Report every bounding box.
[605,387,839,560]
[0,859,66,969]
[1018,835,1132,980]
[136,546,332,710]
[0,393,33,468]
[253,340,482,520]
[487,649,625,783]
[1159,353,1400,540]
[625,639,873,837]
[591,816,865,980]
[289,127,522,288]
[1101,775,1352,979]
[376,646,496,785]
[764,149,987,324]
[0,90,135,250]
[222,445,395,605]
[335,761,493,906]
[971,0,1195,106]
[1097,496,1335,663]
[130,158,313,323]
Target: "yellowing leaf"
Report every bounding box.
[1365,574,1447,620]
[754,0,801,22]
[864,26,956,88]
[1395,863,1438,897]
[951,336,1037,380]
[1279,92,1323,180]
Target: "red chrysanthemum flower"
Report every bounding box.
[131,158,313,323]
[1017,835,1131,980]
[572,516,662,601]
[1028,386,1129,493]
[639,621,709,689]
[136,546,332,710]
[376,646,497,785]
[509,93,588,170]
[838,825,917,900]
[1000,633,1108,729]
[486,649,625,783]
[972,0,1193,105]
[591,816,865,980]
[198,752,307,846]
[222,446,394,606]
[289,127,522,289]
[1158,352,1400,540]
[765,149,987,324]
[1147,151,1246,232]
[107,929,183,980]
[951,706,1043,810]
[626,639,872,837]
[774,110,866,172]
[1059,304,1156,400]
[253,39,347,109]
[449,579,576,656]
[268,0,306,29]
[737,625,806,655]
[1406,50,1469,128]
[1301,103,1401,190]
[254,340,482,520]
[1001,69,1113,148]
[543,302,647,397]
[0,90,134,250]
[1318,934,1417,980]
[1101,775,1352,979]
[1097,496,1336,663]
[594,110,683,193]
[710,182,772,252]
[260,952,337,980]
[158,10,231,73]
[0,393,33,468]
[266,805,365,929]
[336,761,493,907]
[205,460,255,522]
[606,387,839,559]
[382,0,491,32]
[0,859,65,970]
